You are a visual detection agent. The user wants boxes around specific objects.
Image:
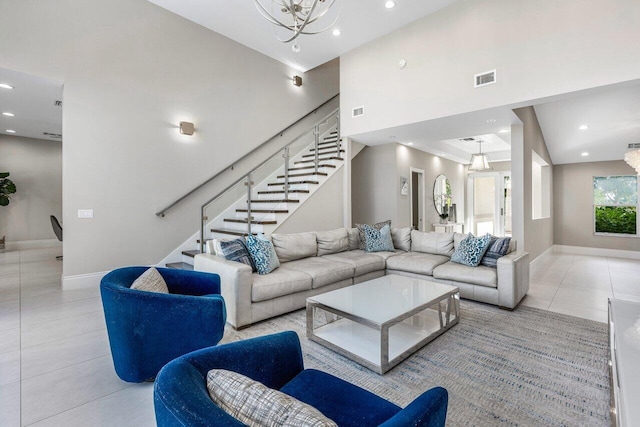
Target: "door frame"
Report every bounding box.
[467,171,511,236]
[410,167,425,231]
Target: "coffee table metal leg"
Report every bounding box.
[381,325,389,374]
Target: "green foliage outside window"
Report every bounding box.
[593,176,638,235]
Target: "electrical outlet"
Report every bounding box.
[77,209,94,219]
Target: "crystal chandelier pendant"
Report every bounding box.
[253,0,341,44]
[624,149,640,174]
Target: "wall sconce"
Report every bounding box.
[292,75,302,87]
[179,121,195,135]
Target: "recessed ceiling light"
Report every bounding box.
[581,152,589,157]
[406,142,414,146]
[498,129,510,134]
[0,83,14,90]
[332,28,341,36]
[385,1,395,9]
[486,119,496,123]
[2,112,15,117]
[6,130,16,133]
[579,125,589,130]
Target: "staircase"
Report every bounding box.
[162,110,342,270]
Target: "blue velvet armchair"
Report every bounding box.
[154,331,448,427]
[100,266,226,383]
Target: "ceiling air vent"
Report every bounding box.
[474,70,496,88]
[54,100,62,107]
[43,132,62,139]
[352,106,364,118]
[628,143,640,149]
[460,137,475,142]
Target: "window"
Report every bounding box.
[593,175,638,235]
[532,150,550,219]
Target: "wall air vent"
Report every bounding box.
[43,132,62,139]
[352,106,364,118]
[54,100,62,107]
[628,143,640,149]
[474,70,497,88]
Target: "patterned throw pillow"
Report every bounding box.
[245,234,280,275]
[207,369,337,427]
[364,224,395,253]
[220,239,255,272]
[450,233,492,267]
[356,220,391,250]
[130,267,169,293]
[480,236,512,268]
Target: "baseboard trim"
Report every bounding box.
[530,245,555,270]
[5,239,61,250]
[553,244,640,260]
[62,271,109,290]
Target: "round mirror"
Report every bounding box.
[433,174,452,216]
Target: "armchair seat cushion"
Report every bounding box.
[282,258,354,289]
[433,261,497,288]
[386,252,450,276]
[322,251,385,276]
[281,369,401,427]
[251,269,312,302]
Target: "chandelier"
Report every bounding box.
[253,0,340,51]
[468,140,493,171]
[624,149,640,174]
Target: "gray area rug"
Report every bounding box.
[222,301,610,427]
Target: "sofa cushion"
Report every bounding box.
[321,251,385,277]
[281,369,400,427]
[451,233,491,267]
[347,228,360,250]
[480,236,511,268]
[356,220,391,250]
[130,267,168,293]
[390,227,412,252]
[219,238,255,271]
[453,232,467,251]
[282,257,354,289]
[316,228,349,257]
[251,269,312,302]
[367,250,400,261]
[363,224,395,253]
[411,231,455,256]
[271,232,317,263]
[246,234,280,275]
[207,369,338,427]
[385,252,450,276]
[433,261,497,288]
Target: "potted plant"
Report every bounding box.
[439,212,449,224]
[0,172,17,250]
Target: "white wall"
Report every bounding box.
[340,0,640,138]
[554,160,640,252]
[0,135,62,241]
[0,0,339,283]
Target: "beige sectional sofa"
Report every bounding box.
[194,228,529,329]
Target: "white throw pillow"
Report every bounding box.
[207,369,337,427]
[130,267,169,293]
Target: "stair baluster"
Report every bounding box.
[283,147,290,200]
[314,124,320,174]
[246,173,252,235]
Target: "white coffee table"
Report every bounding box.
[306,274,459,374]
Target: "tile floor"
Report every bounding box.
[1,245,639,425]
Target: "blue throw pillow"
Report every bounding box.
[451,233,492,267]
[364,224,395,253]
[220,238,255,272]
[245,234,280,275]
[480,236,512,268]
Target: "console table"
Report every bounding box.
[432,222,464,233]
[608,298,640,426]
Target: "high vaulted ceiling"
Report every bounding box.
[147,0,459,72]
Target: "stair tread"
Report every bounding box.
[236,209,289,213]
[250,199,300,203]
[277,172,328,178]
[182,250,200,258]
[295,157,343,164]
[287,164,335,171]
[257,190,309,195]
[303,150,345,158]
[224,219,278,225]
[211,228,257,237]
[309,147,344,152]
[268,180,319,186]
[166,262,193,270]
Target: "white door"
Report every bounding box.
[467,172,511,236]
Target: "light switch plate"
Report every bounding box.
[78,209,94,219]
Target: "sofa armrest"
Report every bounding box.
[378,386,448,427]
[497,251,530,309]
[194,254,253,329]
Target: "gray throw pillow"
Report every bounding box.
[480,236,512,268]
[356,220,391,250]
[207,369,337,427]
[130,267,169,293]
[220,238,256,272]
